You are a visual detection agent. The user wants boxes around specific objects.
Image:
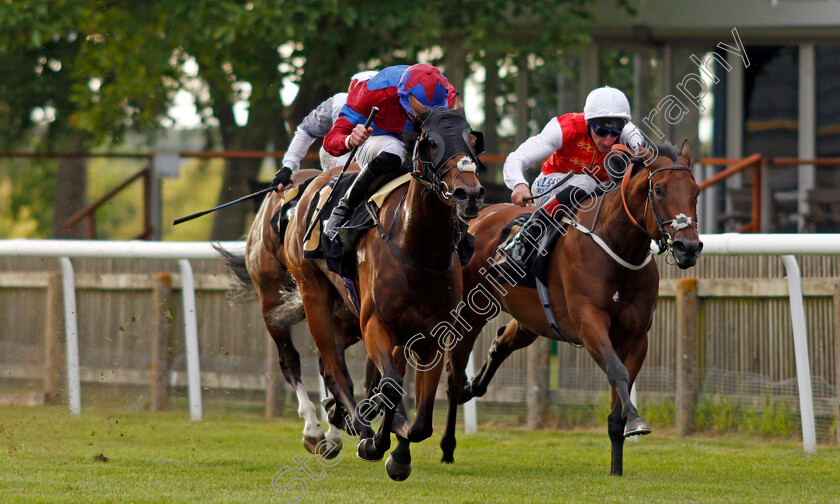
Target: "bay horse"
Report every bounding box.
[284,104,485,480]
[439,140,702,476]
[217,168,359,459]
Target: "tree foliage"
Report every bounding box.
[0,0,607,239]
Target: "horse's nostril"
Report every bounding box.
[477,187,486,202]
[673,241,686,254]
[452,188,468,201]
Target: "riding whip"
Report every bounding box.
[173,107,378,227]
[303,106,379,241]
[523,171,575,202]
[173,185,278,226]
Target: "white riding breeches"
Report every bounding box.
[530,172,599,208]
[354,135,406,170]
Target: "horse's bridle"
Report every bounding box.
[620,158,698,255]
[412,153,478,203]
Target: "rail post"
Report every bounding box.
[834,277,840,444]
[43,272,64,404]
[676,278,700,435]
[151,273,173,411]
[527,337,551,429]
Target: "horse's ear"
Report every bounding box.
[606,150,630,178]
[679,139,693,164]
[451,93,465,116]
[408,94,430,118]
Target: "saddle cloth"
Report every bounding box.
[270,178,314,242]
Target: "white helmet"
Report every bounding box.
[583,87,631,121]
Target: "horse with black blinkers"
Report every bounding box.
[284,103,485,480]
[440,140,702,476]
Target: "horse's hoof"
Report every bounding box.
[440,453,454,464]
[386,454,412,481]
[318,437,342,460]
[624,418,651,437]
[356,438,383,463]
[302,434,326,454]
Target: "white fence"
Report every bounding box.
[0,239,242,421]
[2,234,840,451]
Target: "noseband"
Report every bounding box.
[620,162,698,254]
[412,155,478,202]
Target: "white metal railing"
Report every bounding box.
[0,240,242,421]
[668,233,840,453]
[2,234,840,451]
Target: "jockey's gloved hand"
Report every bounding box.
[272,167,293,190]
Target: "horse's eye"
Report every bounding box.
[654,185,663,196]
[427,139,437,150]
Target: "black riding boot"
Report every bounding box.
[323,152,402,246]
[504,184,580,270]
[503,208,556,270]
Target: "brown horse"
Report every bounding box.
[439,140,702,476]
[284,105,485,480]
[217,168,361,458]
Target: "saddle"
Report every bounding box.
[296,171,475,314]
[491,213,568,289]
[270,178,314,242]
[302,171,412,278]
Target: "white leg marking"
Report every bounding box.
[295,383,323,438]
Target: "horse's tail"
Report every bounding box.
[273,284,305,327]
[213,243,257,302]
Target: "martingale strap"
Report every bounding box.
[562,218,653,271]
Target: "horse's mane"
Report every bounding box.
[615,143,679,178]
[652,143,679,163]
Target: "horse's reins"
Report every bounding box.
[364,190,457,276]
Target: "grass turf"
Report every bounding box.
[1,404,838,503]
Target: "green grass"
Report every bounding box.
[1,405,839,503]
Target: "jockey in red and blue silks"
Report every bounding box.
[321,64,459,246]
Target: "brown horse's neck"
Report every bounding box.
[592,171,656,266]
[393,178,458,270]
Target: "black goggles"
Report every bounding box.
[589,123,622,138]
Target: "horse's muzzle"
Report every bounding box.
[451,186,485,220]
[672,237,703,269]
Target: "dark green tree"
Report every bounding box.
[0,0,616,239]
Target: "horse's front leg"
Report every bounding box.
[356,317,404,464]
[608,330,650,476]
[381,336,444,481]
[407,340,445,444]
[440,330,478,464]
[602,349,649,438]
[578,309,649,476]
[580,308,649,433]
